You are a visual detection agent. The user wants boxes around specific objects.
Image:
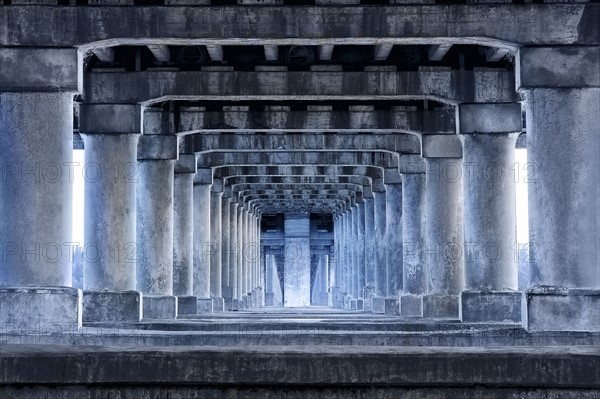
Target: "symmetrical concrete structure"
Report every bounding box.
[0,2,598,397]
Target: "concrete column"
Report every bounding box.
[0,88,81,329]
[422,135,464,319]
[518,46,600,331]
[209,182,224,312]
[458,103,522,323]
[372,185,387,313]
[344,209,352,308]
[136,134,178,319]
[193,168,213,313]
[399,171,427,317]
[284,213,311,307]
[363,195,376,310]
[357,200,367,302]
[221,191,232,310]
[236,205,244,305]
[241,207,249,307]
[173,154,197,315]
[79,104,142,323]
[350,205,359,302]
[229,200,239,309]
[384,169,402,315]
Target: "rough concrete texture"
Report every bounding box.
[212,297,225,313]
[384,298,400,316]
[82,291,141,323]
[196,298,213,314]
[372,297,386,314]
[525,287,600,332]
[143,295,177,320]
[400,295,423,318]
[192,183,211,299]
[0,287,82,331]
[173,173,194,297]
[460,291,522,323]
[176,296,196,315]
[423,295,459,320]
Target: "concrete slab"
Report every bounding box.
[143,295,177,320]
[0,287,82,331]
[82,291,141,323]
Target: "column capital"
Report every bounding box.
[517,46,600,90]
[222,185,232,199]
[0,47,80,92]
[457,103,522,135]
[421,134,462,158]
[175,154,197,174]
[80,104,142,134]
[399,153,426,173]
[193,168,213,185]
[362,185,374,199]
[371,178,386,193]
[137,134,178,160]
[211,178,224,193]
[384,168,402,185]
[143,108,176,135]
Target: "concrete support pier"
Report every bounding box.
[79,104,142,323]
[210,182,224,312]
[422,136,464,319]
[363,194,376,311]
[0,81,81,329]
[173,154,197,315]
[384,169,402,315]
[136,134,178,320]
[372,185,387,313]
[458,103,522,324]
[227,198,238,310]
[193,169,213,313]
[400,169,427,317]
[518,46,600,331]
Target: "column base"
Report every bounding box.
[400,295,423,317]
[243,295,251,309]
[384,298,400,315]
[196,298,213,314]
[423,294,459,319]
[177,296,197,315]
[524,287,600,332]
[143,295,177,320]
[0,287,82,331]
[372,297,386,314]
[344,295,352,309]
[230,298,240,311]
[460,290,522,323]
[212,297,225,312]
[350,299,357,310]
[356,298,364,311]
[265,292,275,306]
[83,291,141,323]
[362,298,373,312]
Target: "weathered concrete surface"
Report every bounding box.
[384,298,400,316]
[400,295,423,318]
[176,296,196,315]
[209,190,223,299]
[192,181,211,300]
[1,5,597,47]
[422,295,459,320]
[460,291,522,324]
[0,287,81,331]
[82,291,141,323]
[196,298,213,314]
[284,214,311,307]
[173,171,194,297]
[384,180,402,298]
[143,295,177,320]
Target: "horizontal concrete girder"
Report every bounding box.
[197,151,398,169]
[1,6,597,47]
[231,183,364,193]
[225,176,372,187]
[213,165,383,180]
[239,189,355,197]
[84,69,516,105]
[192,133,420,155]
[143,107,455,135]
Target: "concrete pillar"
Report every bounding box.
[357,200,367,301]
[79,104,142,323]
[399,170,427,317]
[363,195,376,310]
[221,190,232,310]
[241,207,249,306]
[518,46,600,331]
[343,209,352,308]
[229,199,239,309]
[372,184,387,313]
[284,213,311,307]
[384,169,402,315]
[173,154,197,315]
[350,205,359,300]
[136,134,178,319]
[0,86,81,329]
[458,103,522,323]
[209,182,224,312]
[422,135,464,319]
[193,168,213,313]
[236,205,244,305]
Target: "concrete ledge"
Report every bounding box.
[372,297,386,314]
[82,291,141,323]
[0,287,82,331]
[176,296,197,315]
[384,298,400,315]
[400,295,423,317]
[196,298,213,314]
[423,294,459,319]
[460,291,522,323]
[143,295,177,320]
[525,287,600,332]
[1,345,598,389]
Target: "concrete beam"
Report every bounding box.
[374,44,393,61]
[83,69,517,105]
[147,44,170,62]
[264,45,279,61]
[92,47,114,63]
[213,165,383,180]
[206,45,223,62]
[226,176,371,187]
[232,183,363,193]
[3,6,596,47]
[486,47,511,62]
[196,151,398,169]
[428,44,452,61]
[192,133,420,154]
[319,45,334,61]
